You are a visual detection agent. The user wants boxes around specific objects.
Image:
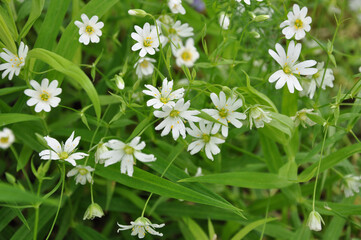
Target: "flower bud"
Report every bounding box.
[254,15,270,22]
[83,203,104,220]
[249,31,260,38]
[115,75,125,90]
[307,211,324,231]
[128,9,148,17]
[5,172,16,184]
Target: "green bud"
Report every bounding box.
[248,11,256,19]
[115,75,125,90]
[254,15,270,22]
[37,160,51,179]
[83,203,104,220]
[128,9,148,17]
[5,172,16,184]
[221,86,232,96]
[249,31,260,39]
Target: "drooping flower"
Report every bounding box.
[39,131,88,166]
[175,38,199,67]
[67,165,94,185]
[134,57,156,79]
[219,12,230,30]
[268,41,317,93]
[300,62,334,99]
[342,174,361,198]
[307,211,324,231]
[186,121,225,160]
[83,203,104,220]
[131,23,160,57]
[168,0,186,15]
[94,142,109,164]
[291,109,316,128]
[203,91,247,137]
[100,137,156,177]
[0,42,28,80]
[248,105,272,129]
[24,78,62,112]
[74,14,104,45]
[280,4,312,40]
[0,128,15,149]
[236,0,263,5]
[154,98,200,140]
[117,217,165,238]
[143,78,184,109]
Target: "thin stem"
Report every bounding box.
[10,146,33,192]
[33,180,43,240]
[349,129,361,144]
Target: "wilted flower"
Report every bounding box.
[67,165,94,185]
[134,57,156,79]
[74,14,104,45]
[39,131,88,166]
[168,0,186,15]
[83,203,104,220]
[24,78,62,112]
[291,109,316,128]
[280,4,312,40]
[0,42,28,80]
[175,38,199,67]
[248,105,272,129]
[342,174,361,197]
[117,217,165,238]
[131,23,160,57]
[0,128,15,149]
[307,210,324,231]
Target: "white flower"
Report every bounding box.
[0,42,28,80]
[67,165,94,185]
[307,211,324,231]
[0,128,15,149]
[203,91,246,137]
[219,13,230,30]
[163,20,194,53]
[300,62,335,99]
[186,121,225,160]
[168,0,186,15]
[100,137,156,177]
[280,4,312,40]
[291,109,316,128]
[143,78,184,109]
[157,14,175,27]
[24,78,62,112]
[268,41,317,93]
[154,98,200,140]
[342,174,361,198]
[134,57,156,79]
[74,14,104,45]
[117,217,165,238]
[236,0,263,5]
[39,131,88,166]
[131,22,160,57]
[175,38,199,67]
[83,203,104,220]
[94,142,109,164]
[248,106,272,129]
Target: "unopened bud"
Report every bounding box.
[83,203,104,220]
[254,15,270,22]
[128,9,147,17]
[5,172,16,184]
[249,31,260,38]
[115,75,125,90]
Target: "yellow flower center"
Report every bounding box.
[283,64,292,74]
[202,134,211,143]
[86,25,94,34]
[40,91,50,101]
[79,168,88,176]
[219,108,229,118]
[160,97,169,103]
[299,112,307,121]
[294,19,303,29]
[124,145,134,155]
[10,56,23,68]
[181,51,192,61]
[140,60,149,68]
[168,28,177,34]
[143,37,153,47]
[0,136,9,144]
[313,71,320,79]
[58,151,69,160]
[170,110,180,118]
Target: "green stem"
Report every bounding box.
[33,180,43,240]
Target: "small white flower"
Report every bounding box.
[100,137,156,177]
[24,78,62,112]
[203,91,247,137]
[291,109,316,128]
[74,14,104,45]
[143,78,185,109]
[134,57,156,79]
[307,211,324,231]
[131,23,160,57]
[280,4,312,40]
[39,131,88,166]
[67,165,94,185]
[0,128,15,149]
[154,98,200,140]
[342,174,361,198]
[168,0,186,15]
[219,12,230,30]
[117,217,165,238]
[300,62,335,99]
[163,20,194,53]
[187,121,225,160]
[157,14,175,27]
[236,0,263,5]
[0,42,28,80]
[83,203,104,220]
[268,41,317,93]
[175,38,199,67]
[248,105,272,129]
[94,142,109,164]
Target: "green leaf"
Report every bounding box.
[27,48,101,119]
[179,172,292,189]
[230,218,277,240]
[0,13,16,53]
[16,145,33,171]
[0,113,41,125]
[0,86,27,96]
[278,160,298,181]
[259,133,283,173]
[74,225,108,240]
[182,217,209,240]
[19,0,45,39]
